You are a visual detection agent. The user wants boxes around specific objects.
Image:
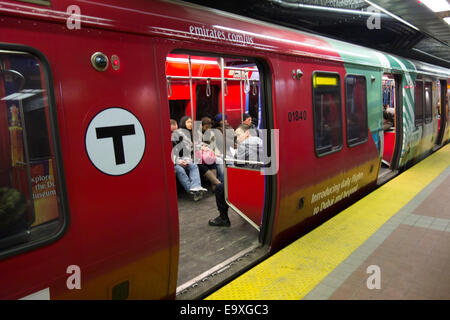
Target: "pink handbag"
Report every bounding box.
[195,147,216,165]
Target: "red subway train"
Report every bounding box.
[0,0,449,299]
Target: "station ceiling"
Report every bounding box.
[183,0,450,68]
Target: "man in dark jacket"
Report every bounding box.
[208,124,263,227]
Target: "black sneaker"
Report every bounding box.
[195,191,204,201]
[208,216,230,227]
[189,190,203,201]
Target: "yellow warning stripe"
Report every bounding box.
[206,144,450,300]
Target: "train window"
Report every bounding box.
[169,100,189,125]
[0,49,65,258]
[195,84,220,120]
[424,82,432,123]
[345,75,368,147]
[15,0,51,6]
[312,72,343,156]
[414,80,424,126]
[247,83,260,128]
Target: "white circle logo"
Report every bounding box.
[85,107,145,176]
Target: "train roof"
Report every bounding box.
[1,0,450,78]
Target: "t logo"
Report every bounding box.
[85,107,146,176]
[96,125,136,165]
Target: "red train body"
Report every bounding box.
[0,0,448,299]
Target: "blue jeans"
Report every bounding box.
[175,163,202,192]
[216,162,224,183]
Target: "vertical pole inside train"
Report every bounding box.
[240,70,244,122]
[188,55,196,150]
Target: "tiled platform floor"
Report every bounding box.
[330,225,450,299]
[306,167,450,300]
[413,175,450,220]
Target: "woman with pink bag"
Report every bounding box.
[180,116,221,192]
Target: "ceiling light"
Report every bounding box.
[419,0,450,13]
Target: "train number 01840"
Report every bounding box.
[288,110,307,122]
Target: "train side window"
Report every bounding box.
[312,72,343,156]
[424,82,432,123]
[0,49,66,258]
[345,75,368,147]
[414,80,424,126]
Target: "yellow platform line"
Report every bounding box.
[206,144,450,300]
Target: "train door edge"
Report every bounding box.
[255,58,277,246]
[380,72,403,176]
[390,73,404,171]
[218,56,277,246]
[436,79,447,146]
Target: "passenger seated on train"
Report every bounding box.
[234,123,263,169]
[213,113,236,161]
[212,113,232,131]
[242,113,255,129]
[242,113,261,138]
[170,118,206,201]
[208,124,263,227]
[383,104,395,131]
[201,116,224,183]
[201,116,212,133]
[179,115,221,192]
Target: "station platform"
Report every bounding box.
[206,144,450,300]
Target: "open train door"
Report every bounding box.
[379,73,403,182]
[390,73,404,171]
[435,80,447,147]
[165,52,277,298]
[218,57,277,234]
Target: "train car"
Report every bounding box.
[0,0,449,300]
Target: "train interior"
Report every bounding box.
[165,53,266,293]
[379,73,399,178]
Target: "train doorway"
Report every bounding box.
[379,73,402,181]
[165,52,274,298]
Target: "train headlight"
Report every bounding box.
[91,52,109,71]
